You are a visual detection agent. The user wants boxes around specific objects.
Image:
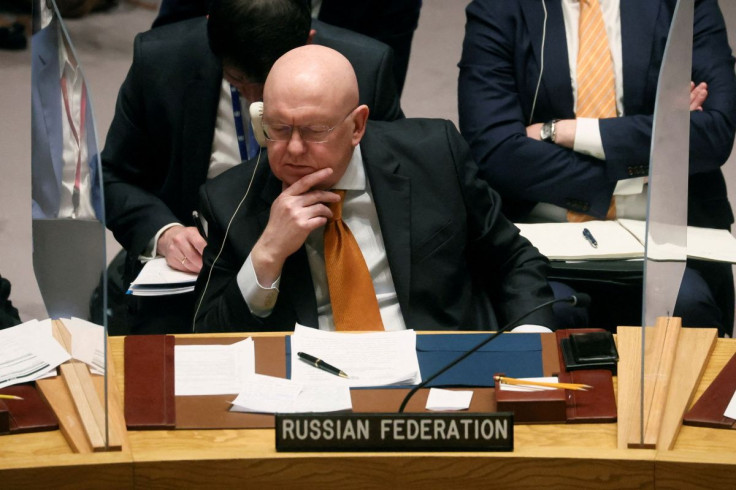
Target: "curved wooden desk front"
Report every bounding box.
[1,333,735,489]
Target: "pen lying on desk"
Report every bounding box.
[297,352,350,379]
[0,394,24,400]
[494,375,592,391]
[582,227,598,248]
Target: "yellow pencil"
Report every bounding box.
[0,394,24,400]
[494,375,592,391]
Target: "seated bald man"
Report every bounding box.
[193,45,556,333]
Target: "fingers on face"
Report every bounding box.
[285,168,333,195]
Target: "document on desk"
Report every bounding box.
[525,218,736,263]
[230,373,352,414]
[618,219,736,264]
[290,324,422,387]
[425,388,473,411]
[63,317,105,375]
[175,338,255,395]
[515,221,644,260]
[0,319,71,389]
[497,376,558,392]
[724,389,736,420]
[128,257,197,296]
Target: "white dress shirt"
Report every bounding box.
[237,145,407,331]
[57,28,95,220]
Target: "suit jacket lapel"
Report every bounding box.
[520,0,575,119]
[84,88,104,220]
[620,0,662,115]
[359,128,412,313]
[36,21,64,206]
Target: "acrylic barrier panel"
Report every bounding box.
[31,0,110,448]
[642,0,692,328]
[638,0,692,449]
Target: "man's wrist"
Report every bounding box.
[540,119,559,143]
[553,119,577,149]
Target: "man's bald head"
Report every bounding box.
[260,45,370,190]
[264,45,360,113]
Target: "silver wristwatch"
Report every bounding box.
[540,119,559,143]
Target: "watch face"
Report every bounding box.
[540,123,552,141]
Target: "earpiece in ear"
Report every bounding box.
[249,101,267,146]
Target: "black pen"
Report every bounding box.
[192,210,208,239]
[582,227,598,248]
[297,352,349,379]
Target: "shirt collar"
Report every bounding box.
[332,144,365,191]
[57,26,79,81]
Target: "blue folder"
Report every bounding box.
[286,333,542,388]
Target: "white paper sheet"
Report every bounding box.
[497,376,559,392]
[290,324,421,387]
[425,388,473,411]
[230,373,352,414]
[724,389,736,420]
[618,219,736,263]
[128,257,197,295]
[174,338,255,395]
[64,317,105,375]
[0,319,71,389]
[516,221,644,260]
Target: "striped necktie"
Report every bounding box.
[324,190,385,331]
[568,0,617,222]
[577,0,617,119]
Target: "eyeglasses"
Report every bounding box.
[262,108,357,143]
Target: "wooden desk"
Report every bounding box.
[2,334,735,489]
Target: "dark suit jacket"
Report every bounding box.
[101,16,403,282]
[458,0,736,228]
[31,18,102,220]
[194,119,555,333]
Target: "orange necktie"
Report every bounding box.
[324,190,384,331]
[568,0,617,222]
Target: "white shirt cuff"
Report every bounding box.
[139,223,183,261]
[237,254,280,317]
[511,325,552,333]
[613,177,646,196]
[573,117,605,160]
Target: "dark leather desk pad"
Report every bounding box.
[683,351,736,429]
[0,384,58,434]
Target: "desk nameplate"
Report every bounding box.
[275,412,514,452]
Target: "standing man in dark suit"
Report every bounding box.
[193,44,556,333]
[102,0,403,333]
[458,0,736,335]
[316,0,422,95]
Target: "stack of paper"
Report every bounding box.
[128,257,198,296]
[0,319,71,389]
[290,324,422,387]
[63,317,105,375]
[230,374,352,414]
[174,338,255,396]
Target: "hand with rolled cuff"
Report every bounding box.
[251,168,341,287]
[526,81,709,148]
[157,225,207,273]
